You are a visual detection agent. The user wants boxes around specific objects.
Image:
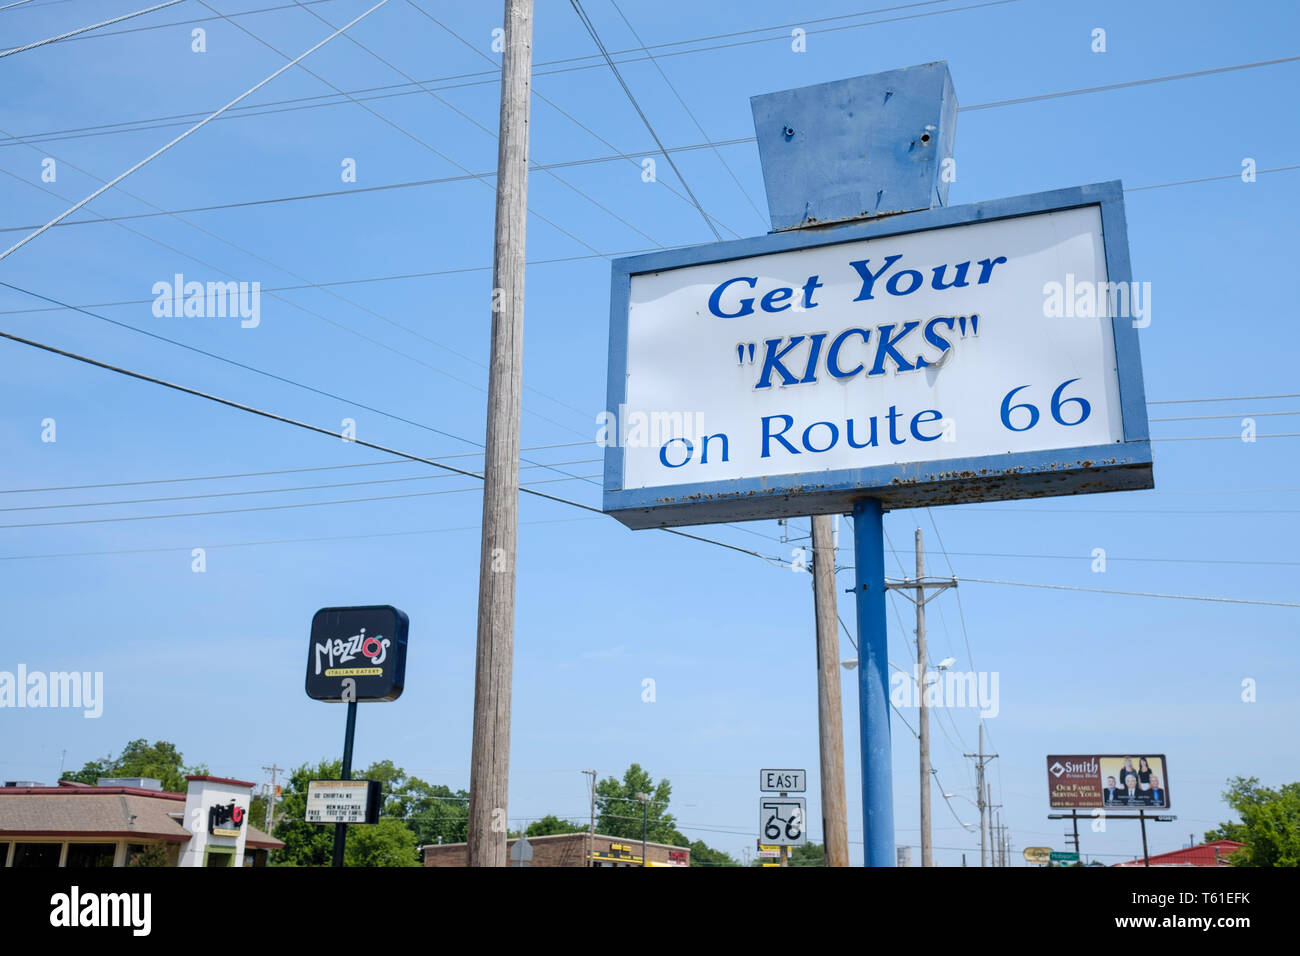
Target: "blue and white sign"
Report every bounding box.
[603,181,1152,529]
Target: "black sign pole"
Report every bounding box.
[1139,809,1149,868]
[332,700,358,868]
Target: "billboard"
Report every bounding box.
[1047,754,1170,809]
[603,181,1152,529]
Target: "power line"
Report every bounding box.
[0,442,593,495]
[404,0,745,239]
[0,516,605,562]
[0,328,786,565]
[0,0,182,59]
[5,151,1293,239]
[962,53,1300,112]
[1152,434,1300,441]
[0,0,394,262]
[570,0,722,240]
[608,0,769,228]
[957,577,1300,609]
[0,279,594,484]
[275,0,672,249]
[0,459,602,514]
[0,160,593,439]
[9,40,1293,152]
[0,474,600,530]
[1149,392,1300,405]
[1127,163,1300,193]
[1150,410,1300,422]
[923,550,1300,569]
[0,1,1014,150]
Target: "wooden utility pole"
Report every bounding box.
[964,723,997,867]
[583,769,596,867]
[467,0,532,868]
[810,514,849,867]
[914,528,932,867]
[884,529,953,866]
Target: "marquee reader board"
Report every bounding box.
[603,181,1152,529]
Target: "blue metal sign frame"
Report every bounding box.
[604,180,1152,528]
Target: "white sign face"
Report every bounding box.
[760,796,807,847]
[620,205,1123,490]
[760,768,806,792]
[306,780,373,825]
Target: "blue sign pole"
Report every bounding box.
[852,498,894,865]
[750,63,959,866]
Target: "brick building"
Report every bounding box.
[423,832,690,867]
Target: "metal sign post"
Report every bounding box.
[331,700,357,868]
[851,499,893,865]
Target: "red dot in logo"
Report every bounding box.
[361,636,383,659]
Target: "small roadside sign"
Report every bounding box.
[759,769,806,793]
[305,780,381,825]
[760,796,806,847]
[1023,846,1052,865]
[1050,850,1079,863]
[509,836,534,868]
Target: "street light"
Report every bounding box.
[841,659,858,670]
[635,792,649,867]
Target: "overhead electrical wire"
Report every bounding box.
[0,459,603,514]
[957,577,1300,609]
[0,442,594,495]
[0,0,183,59]
[0,0,394,262]
[7,44,1294,151]
[404,0,745,239]
[0,328,787,565]
[570,0,723,240]
[0,279,595,484]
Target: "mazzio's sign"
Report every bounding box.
[602,182,1152,528]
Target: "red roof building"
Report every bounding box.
[1113,840,1245,867]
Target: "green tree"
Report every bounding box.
[271,758,342,867]
[1204,776,1300,866]
[688,840,738,867]
[788,842,825,866]
[344,817,419,867]
[65,739,205,794]
[526,814,587,837]
[595,764,687,846]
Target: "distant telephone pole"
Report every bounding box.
[885,528,954,866]
[261,763,282,832]
[583,769,596,867]
[964,723,998,867]
[467,0,533,868]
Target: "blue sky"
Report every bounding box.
[1,0,1297,866]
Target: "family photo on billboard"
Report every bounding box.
[1100,756,1168,808]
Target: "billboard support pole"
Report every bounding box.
[331,700,357,868]
[1140,809,1150,867]
[852,498,894,866]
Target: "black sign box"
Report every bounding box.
[306,606,409,702]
